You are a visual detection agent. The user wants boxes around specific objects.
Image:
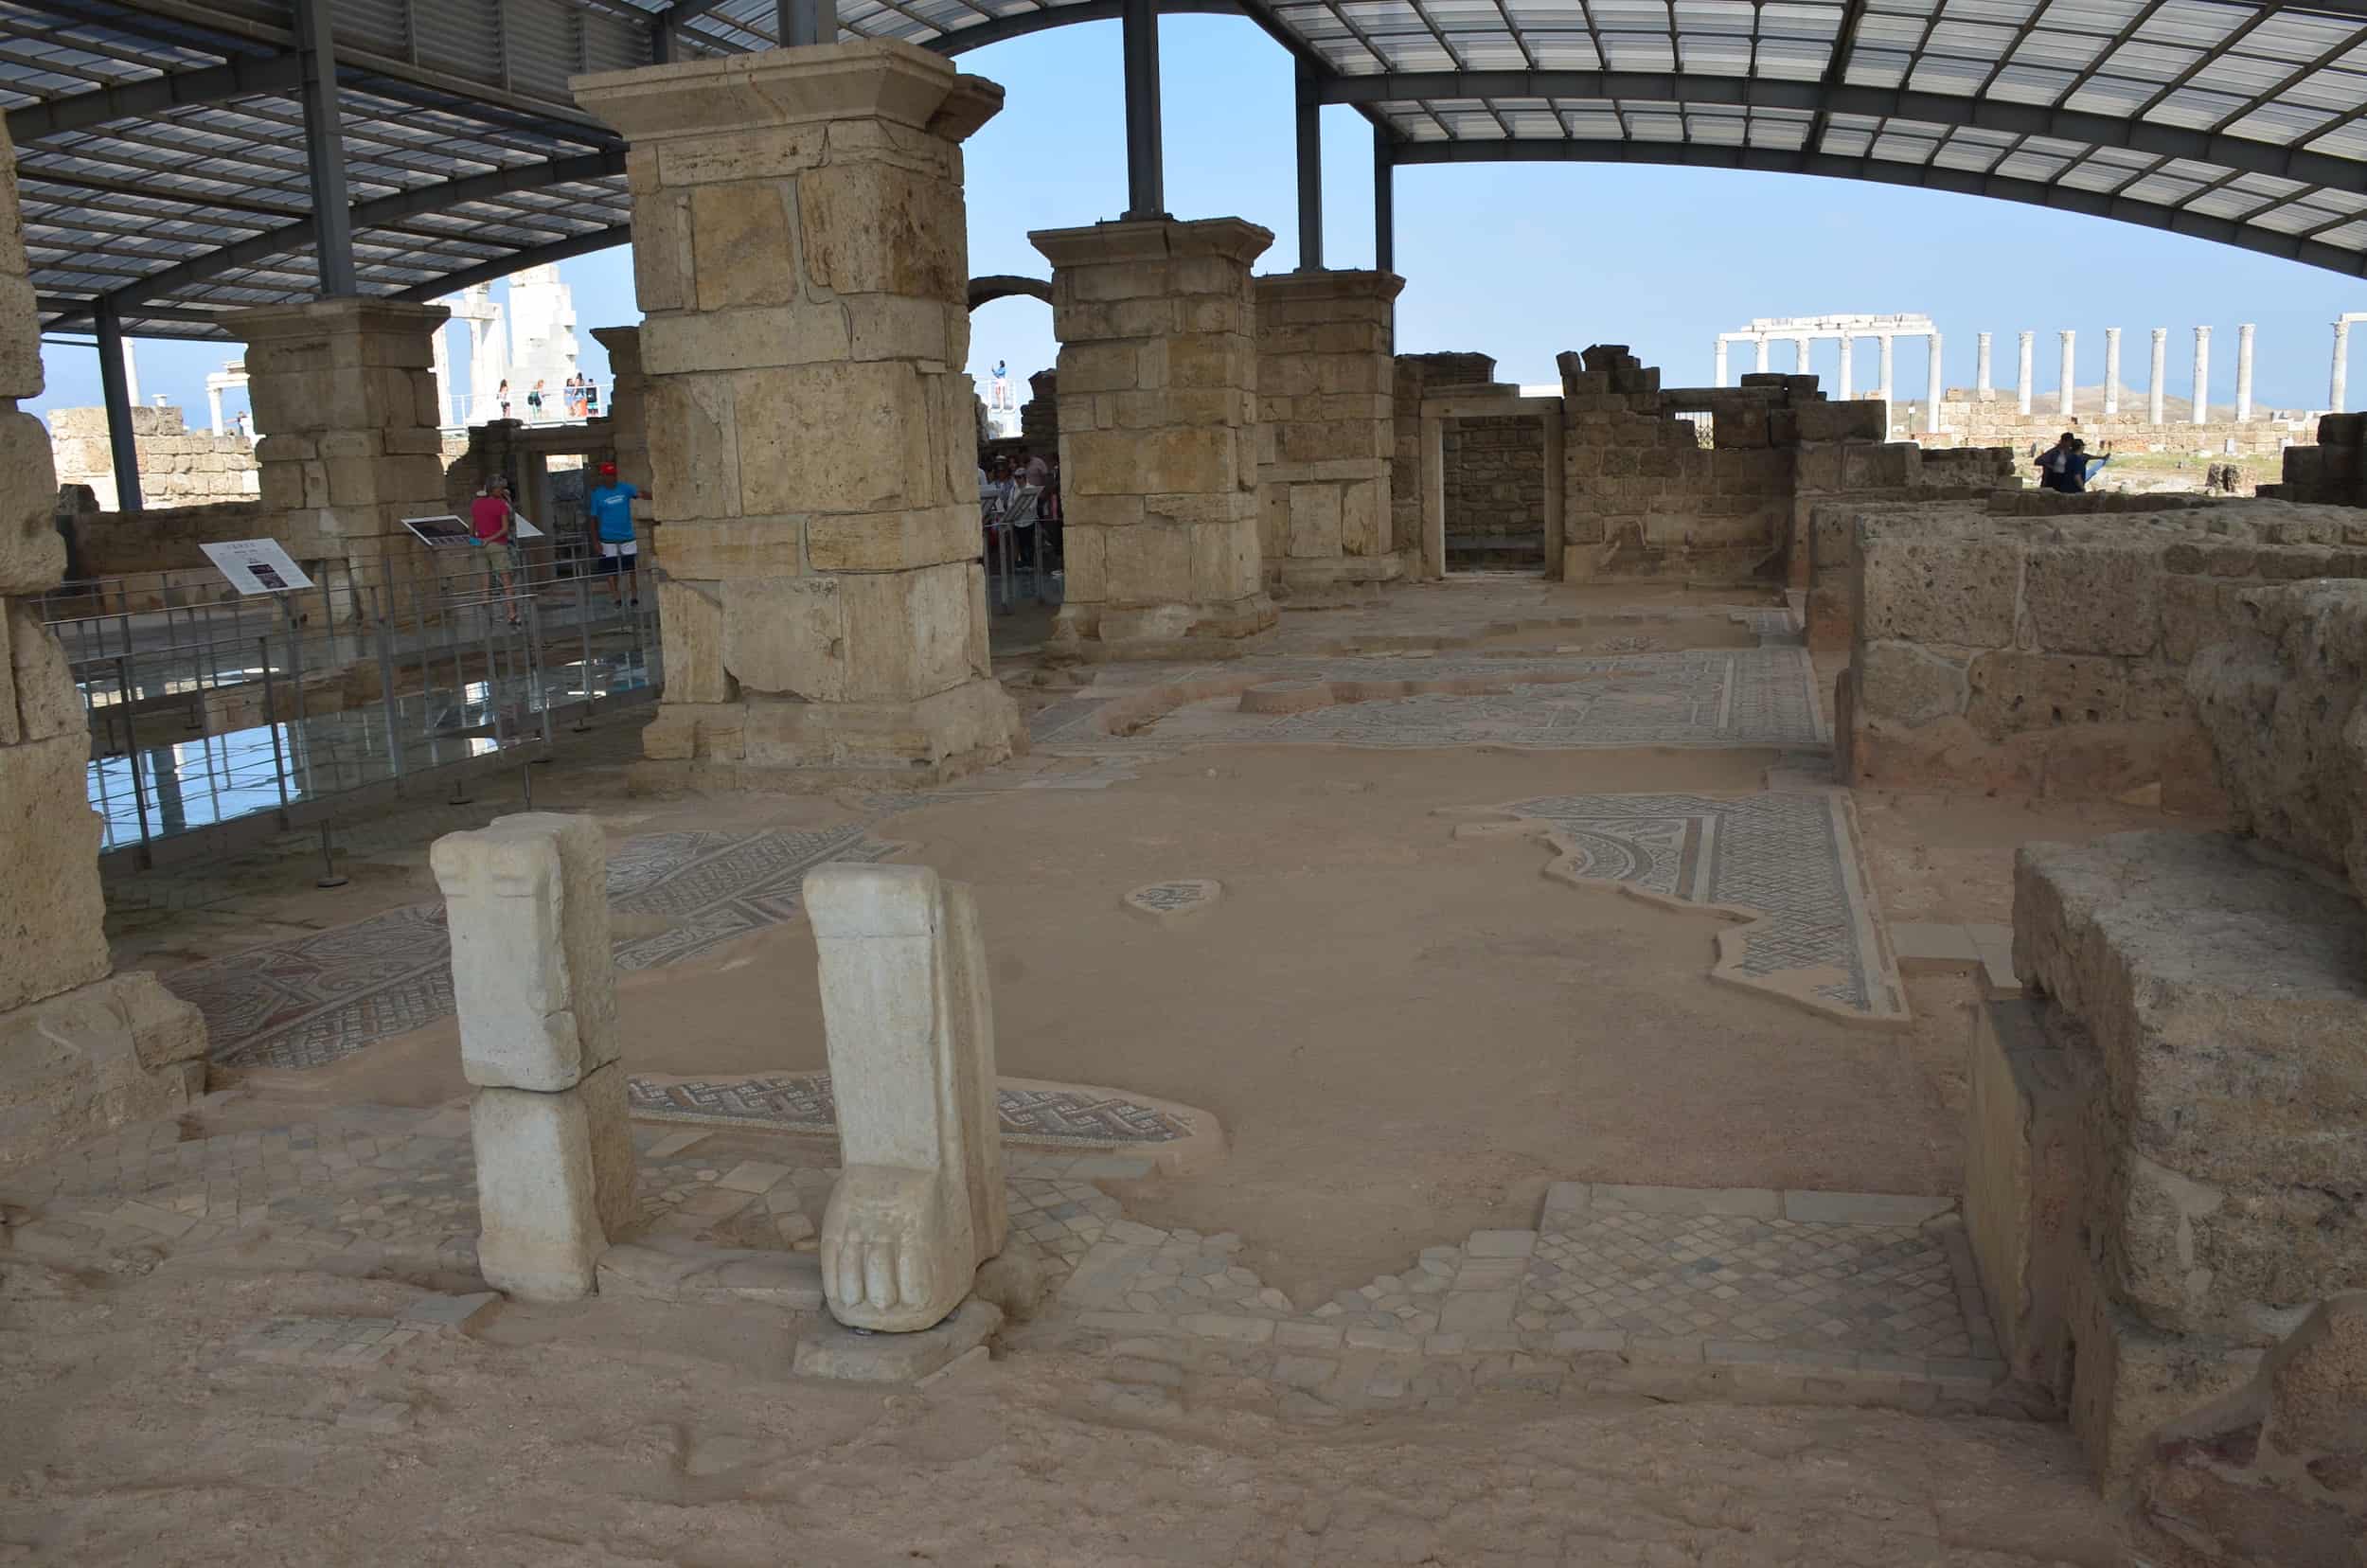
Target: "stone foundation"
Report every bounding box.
[1032,217,1277,655]
[1842,499,2367,808]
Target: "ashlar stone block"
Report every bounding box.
[807,863,1006,1331]
[472,1060,637,1303]
[430,812,620,1094]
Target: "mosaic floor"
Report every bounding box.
[163,827,903,1071]
[626,1074,1202,1151]
[1459,790,1907,1025]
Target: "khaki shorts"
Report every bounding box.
[478,541,516,576]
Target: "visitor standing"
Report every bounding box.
[471,474,523,627]
[497,379,511,420]
[584,379,599,417]
[586,461,645,607]
[526,380,546,421]
[2035,430,2078,491]
[2059,439,2112,493]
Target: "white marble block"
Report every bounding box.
[431,812,619,1093]
[806,863,1007,1332]
[472,1060,637,1302]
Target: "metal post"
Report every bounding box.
[258,635,292,826]
[314,820,348,888]
[1372,125,1394,276]
[113,655,152,863]
[1120,0,1165,221]
[294,0,357,296]
[574,573,595,731]
[367,585,403,782]
[1294,59,1323,271]
[94,298,144,512]
[781,0,836,45]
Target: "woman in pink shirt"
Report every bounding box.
[471,475,522,627]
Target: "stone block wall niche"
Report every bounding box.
[1029,217,1278,656]
[575,40,1022,788]
[1252,269,1402,600]
[0,116,209,1170]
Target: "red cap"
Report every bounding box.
[598,462,617,475]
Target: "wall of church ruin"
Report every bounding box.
[1442,414,1546,569]
[1931,401,2303,460]
[48,404,259,510]
[1840,499,2367,811]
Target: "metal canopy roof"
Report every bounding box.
[7,0,2367,343]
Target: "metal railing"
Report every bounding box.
[47,534,662,870]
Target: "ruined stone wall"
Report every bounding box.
[63,500,284,579]
[2258,410,2367,507]
[1934,399,2303,459]
[1443,413,1545,570]
[1019,368,1057,451]
[1391,353,1496,580]
[1842,499,2367,809]
[48,405,260,510]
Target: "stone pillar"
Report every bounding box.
[1795,334,1811,375]
[1753,336,1770,374]
[588,325,651,497]
[0,117,207,1170]
[1838,335,1854,400]
[1712,338,1727,387]
[576,41,1022,786]
[1976,331,1992,401]
[2017,330,2034,415]
[206,383,224,437]
[2333,318,2352,414]
[1877,333,1894,404]
[2103,327,2121,417]
[2192,326,2212,425]
[432,813,635,1302]
[229,299,452,604]
[1254,269,1402,599]
[2235,322,2254,422]
[807,862,1006,1333]
[2150,328,2167,426]
[2057,330,2075,418]
[1031,217,1277,654]
[1925,332,1944,434]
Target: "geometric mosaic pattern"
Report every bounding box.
[1138,647,1828,751]
[164,827,901,1072]
[1521,1208,1978,1356]
[624,1074,1198,1149]
[1465,791,1905,1022]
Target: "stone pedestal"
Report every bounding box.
[1030,218,1277,655]
[1254,269,1403,601]
[806,863,1006,1333]
[228,299,451,605]
[576,42,1021,789]
[0,116,207,1170]
[432,812,636,1300]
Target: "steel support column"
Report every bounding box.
[294,0,356,296]
[781,0,837,46]
[1120,0,1166,220]
[95,298,143,513]
[1294,59,1323,269]
[1373,124,1395,275]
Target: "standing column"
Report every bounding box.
[0,111,209,1166]
[1753,336,1770,374]
[1033,216,1276,651]
[1713,338,1727,387]
[1796,334,1812,376]
[2149,328,2167,426]
[2103,328,2121,417]
[206,383,224,437]
[2192,326,2212,425]
[2333,319,2353,413]
[577,43,1023,785]
[1838,335,1854,400]
[1925,331,1944,434]
[1878,332,1895,434]
[230,300,449,603]
[1255,270,1403,594]
[2057,330,2075,419]
[1976,331,1992,401]
[2235,323,2254,422]
[432,813,636,1302]
[2017,330,2035,416]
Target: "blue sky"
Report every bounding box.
[33,13,2367,428]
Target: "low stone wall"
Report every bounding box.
[1967,585,2367,1555]
[64,499,290,579]
[48,404,259,509]
[2257,410,2367,508]
[1934,401,2303,459]
[1842,500,2367,808]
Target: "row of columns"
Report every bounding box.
[1974,325,2250,424]
[1711,328,1942,433]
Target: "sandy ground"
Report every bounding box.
[0,1256,2127,1568]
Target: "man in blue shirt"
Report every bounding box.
[586,461,644,607]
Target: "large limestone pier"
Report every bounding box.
[576,42,1022,787]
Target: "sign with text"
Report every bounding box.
[403,511,546,547]
[200,538,314,596]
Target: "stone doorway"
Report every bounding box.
[1416,393,1564,579]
